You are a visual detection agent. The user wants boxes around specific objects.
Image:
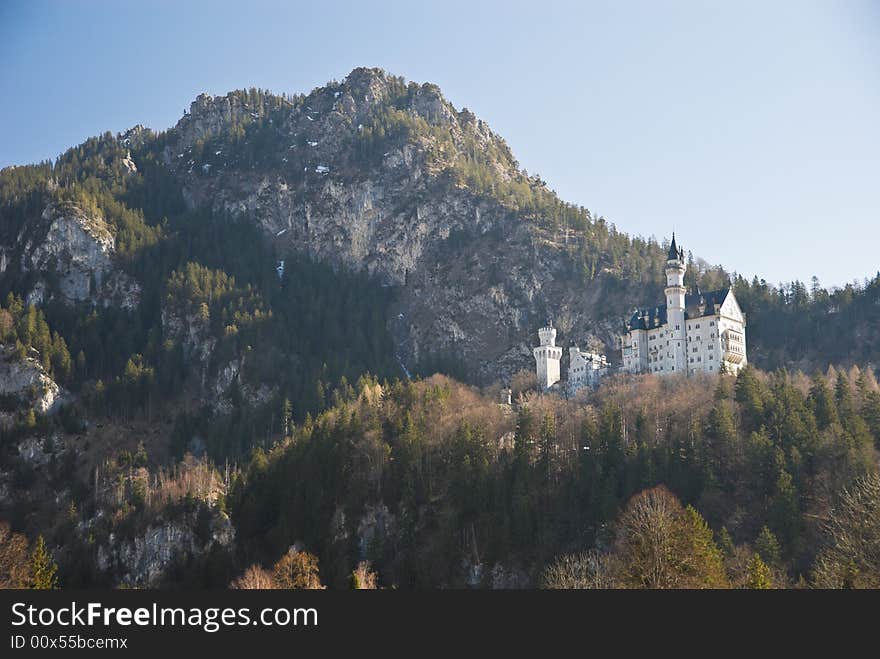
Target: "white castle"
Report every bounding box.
[621,234,747,376]
[533,233,748,392]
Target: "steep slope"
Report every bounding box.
[0,201,140,309]
[155,68,673,382]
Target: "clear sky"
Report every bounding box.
[2,0,877,288]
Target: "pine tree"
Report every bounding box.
[809,374,838,430]
[746,553,773,589]
[678,506,729,588]
[835,372,857,430]
[717,526,735,558]
[770,470,799,551]
[735,366,765,432]
[755,526,782,567]
[30,536,58,589]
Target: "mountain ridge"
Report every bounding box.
[2,67,878,390]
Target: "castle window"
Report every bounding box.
[710,321,715,326]
[676,325,680,330]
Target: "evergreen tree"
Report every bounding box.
[30,536,58,589]
[755,526,782,567]
[809,374,838,430]
[746,553,773,589]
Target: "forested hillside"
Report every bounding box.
[224,367,880,588]
[734,273,880,372]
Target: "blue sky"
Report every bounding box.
[1,0,877,288]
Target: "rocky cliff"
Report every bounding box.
[0,201,140,310]
[155,68,645,383]
[0,345,63,426]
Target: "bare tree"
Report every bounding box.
[350,561,378,589]
[540,550,617,589]
[812,474,880,588]
[229,564,278,590]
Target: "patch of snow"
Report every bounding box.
[315,165,329,174]
[308,141,318,147]
[306,116,314,121]
[215,150,222,155]
[202,164,211,173]
[276,228,289,236]
[276,260,285,280]
[334,91,341,98]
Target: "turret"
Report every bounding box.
[538,325,557,347]
[664,232,687,373]
[534,321,562,390]
[665,232,686,291]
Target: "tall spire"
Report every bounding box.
[667,232,680,261]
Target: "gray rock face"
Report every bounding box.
[164,68,628,383]
[95,511,235,588]
[0,345,63,425]
[2,203,140,310]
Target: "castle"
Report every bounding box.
[533,322,613,394]
[533,233,747,391]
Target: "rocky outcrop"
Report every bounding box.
[1,202,140,310]
[95,510,235,588]
[357,503,395,561]
[0,345,63,426]
[160,306,215,374]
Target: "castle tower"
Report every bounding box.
[665,233,687,371]
[534,322,562,390]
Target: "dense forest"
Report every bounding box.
[5,366,878,589]
[222,367,880,588]
[1,70,879,589]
